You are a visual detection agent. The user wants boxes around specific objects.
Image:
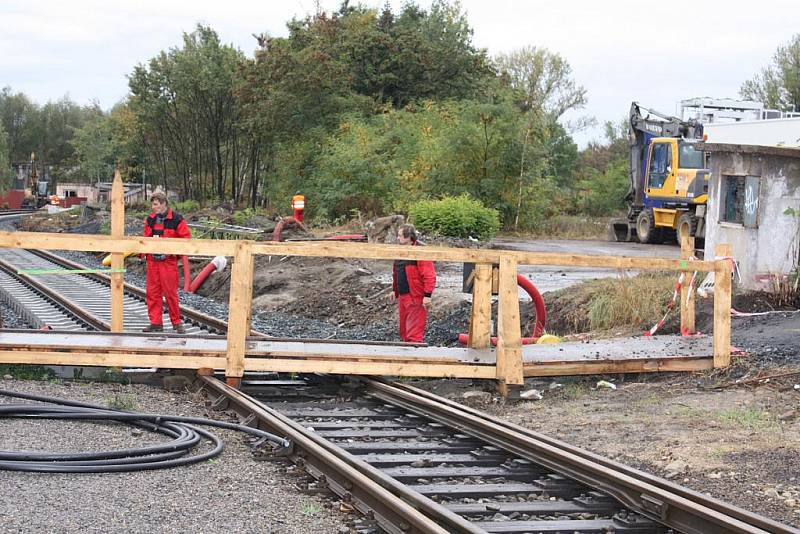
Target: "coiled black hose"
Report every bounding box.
[0,389,290,473]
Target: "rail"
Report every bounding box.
[196,375,793,533]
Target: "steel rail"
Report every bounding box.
[198,375,485,534]
[30,249,425,348]
[0,258,109,331]
[373,379,797,533]
[364,379,796,534]
[30,250,234,335]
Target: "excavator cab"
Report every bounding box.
[636,138,709,243]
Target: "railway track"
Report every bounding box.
[0,209,36,218]
[0,248,228,334]
[200,375,797,534]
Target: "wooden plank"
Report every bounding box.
[0,230,718,271]
[467,263,492,349]
[243,357,497,378]
[225,241,254,379]
[0,331,494,364]
[0,231,238,257]
[0,331,228,352]
[713,244,733,368]
[247,340,493,363]
[496,256,523,387]
[523,357,713,377]
[251,241,718,271]
[0,350,226,369]
[110,170,125,332]
[679,235,696,334]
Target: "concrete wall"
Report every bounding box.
[56,183,98,203]
[706,149,800,290]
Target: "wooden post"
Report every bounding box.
[496,255,523,396]
[713,244,732,368]
[679,235,696,335]
[110,170,125,332]
[225,241,254,386]
[467,263,492,349]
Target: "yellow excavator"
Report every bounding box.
[609,103,707,244]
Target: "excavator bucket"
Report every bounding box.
[608,218,636,242]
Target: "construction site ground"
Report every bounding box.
[4,210,800,528]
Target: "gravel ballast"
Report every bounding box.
[0,379,349,533]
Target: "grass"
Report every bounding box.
[632,394,662,408]
[676,405,779,431]
[713,407,778,430]
[586,272,676,331]
[0,364,58,381]
[544,271,678,335]
[300,503,320,517]
[107,394,137,411]
[525,215,616,241]
[562,382,590,400]
[100,368,131,384]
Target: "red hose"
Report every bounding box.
[272,216,307,242]
[181,255,190,292]
[189,262,217,293]
[458,274,546,346]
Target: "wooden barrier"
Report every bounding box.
[110,171,125,332]
[679,235,697,335]
[0,183,732,393]
[713,244,733,368]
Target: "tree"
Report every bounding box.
[0,87,39,163]
[494,46,587,120]
[571,119,629,216]
[495,47,587,229]
[0,122,11,191]
[69,108,114,183]
[129,25,244,200]
[741,34,800,112]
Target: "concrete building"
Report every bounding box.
[702,143,800,290]
[56,183,151,205]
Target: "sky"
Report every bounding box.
[1,0,798,147]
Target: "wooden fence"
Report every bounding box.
[0,174,732,393]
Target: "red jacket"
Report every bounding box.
[143,208,191,262]
[393,245,436,299]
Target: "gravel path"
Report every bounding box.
[0,379,349,534]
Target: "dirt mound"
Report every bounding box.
[19,208,103,233]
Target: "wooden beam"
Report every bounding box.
[713,244,733,368]
[225,241,254,380]
[0,230,718,272]
[110,170,125,332]
[243,358,497,378]
[0,231,238,257]
[523,357,713,377]
[0,350,226,369]
[495,256,523,388]
[679,235,696,334]
[467,263,492,349]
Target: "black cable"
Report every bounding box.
[0,389,290,473]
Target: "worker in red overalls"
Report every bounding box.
[390,223,436,343]
[142,191,191,333]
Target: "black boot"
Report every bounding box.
[142,324,164,333]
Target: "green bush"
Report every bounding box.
[409,195,500,240]
[173,199,200,214]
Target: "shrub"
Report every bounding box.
[173,199,200,214]
[409,195,500,240]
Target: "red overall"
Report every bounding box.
[143,209,191,327]
[392,250,436,343]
